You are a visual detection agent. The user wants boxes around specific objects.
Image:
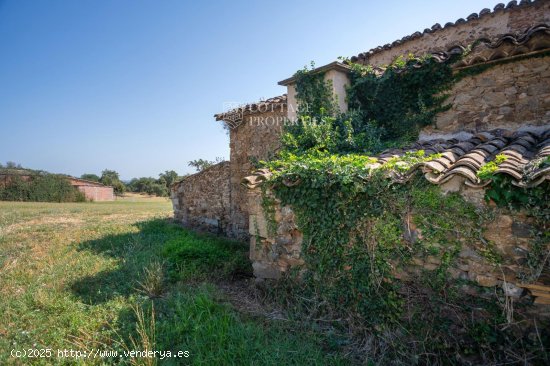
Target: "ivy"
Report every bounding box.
[283,54,461,157]
[263,153,483,325]
[260,185,278,237]
[260,47,550,361]
[346,54,457,143]
[293,61,338,119]
[484,175,550,281]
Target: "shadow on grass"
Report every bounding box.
[70,218,251,305]
[68,218,348,365]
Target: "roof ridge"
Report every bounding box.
[350,0,545,64]
[350,23,550,73]
[214,94,287,121]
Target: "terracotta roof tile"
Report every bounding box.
[214,94,287,122]
[350,1,550,66]
[242,127,550,190]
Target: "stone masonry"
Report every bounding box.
[245,173,550,309]
[351,0,550,67]
[171,99,287,239]
[172,2,550,295]
[227,109,286,239]
[171,161,231,235]
[239,1,550,315]
[428,56,550,135]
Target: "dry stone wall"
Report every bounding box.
[171,161,231,235]
[228,110,286,239]
[360,1,550,67]
[350,1,550,136]
[424,55,550,136]
[171,109,286,239]
[247,180,550,312]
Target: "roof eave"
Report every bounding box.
[278,61,352,86]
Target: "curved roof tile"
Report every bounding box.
[349,0,546,64]
[214,94,287,123]
[242,127,550,190]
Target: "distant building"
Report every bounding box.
[67,177,114,201]
[0,170,114,202]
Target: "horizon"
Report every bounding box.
[0,0,497,180]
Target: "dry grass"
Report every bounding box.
[0,198,346,365]
[0,199,172,365]
[136,261,166,299]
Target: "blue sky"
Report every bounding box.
[0,0,498,179]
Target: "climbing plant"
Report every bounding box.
[347,53,457,142]
[264,152,483,324]
[259,47,550,362]
[293,61,338,119]
[281,54,460,156]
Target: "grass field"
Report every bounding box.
[0,198,346,365]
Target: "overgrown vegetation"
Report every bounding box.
[0,170,86,202]
[282,54,459,156]
[257,51,550,363]
[265,155,480,320]
[484,174,550,283]
[347,54,457,143]
[262,153,549,362]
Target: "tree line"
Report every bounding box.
[78,169,181,197]
[80,157,224,197]
[0,157,225,200]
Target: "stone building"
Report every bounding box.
[172,0,550,301]
[172,96,287,238]
[171,161,231,234]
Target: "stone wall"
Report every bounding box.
[228,110,286,239]
[171,161,231,235]
[422,55,550,136]
[360,1,550,67]
[246,179,550,309]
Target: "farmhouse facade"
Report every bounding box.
[172,0,550,303]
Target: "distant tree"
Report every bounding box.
[125,176,169,197]
[100,169,126,195]
[127,177,155,193]
[5,161,22,169]
[158,170,179,188]
[80,173,100,182]
[188,157,224,172]
[151,183,168,197]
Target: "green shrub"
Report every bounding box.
[0,174,86,202]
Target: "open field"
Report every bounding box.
[0,199,345,365]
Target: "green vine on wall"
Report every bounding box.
[260,185,278,237]
[264,152,483,321]
[483,174,550,281]
[346,53,458,143]
[259,48,550,361]
[293,61,339,119]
